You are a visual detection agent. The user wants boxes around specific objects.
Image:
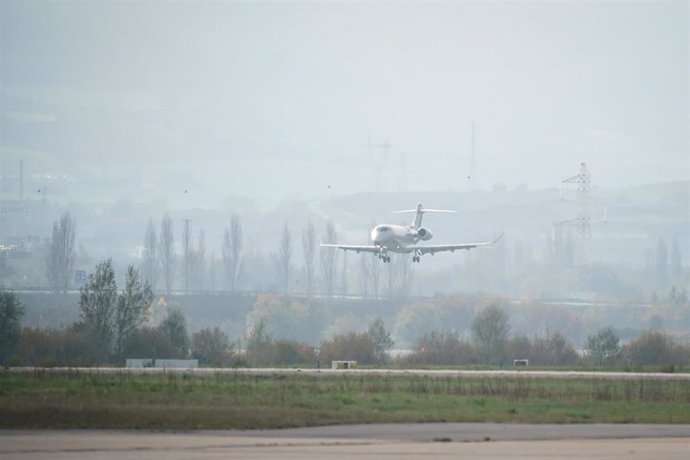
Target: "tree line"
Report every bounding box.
[2,259,190,365]
[2,209,681,303]
[402,306,690,369]
[4,284,690,369]
[37,211,413,298]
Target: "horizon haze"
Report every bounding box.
[1,0,688,209]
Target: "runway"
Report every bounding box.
[2,424,690,459]
[8,366,690,381]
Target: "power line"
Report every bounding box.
[557,162,592,263]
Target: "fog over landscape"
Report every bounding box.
[0,1,688,363]
[1,1,687,206]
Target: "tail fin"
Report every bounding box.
[392,203,456,229]
[412,203,424,229]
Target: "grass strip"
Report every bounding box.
[2,370,690,429]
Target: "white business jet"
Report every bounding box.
[321,203,502,263]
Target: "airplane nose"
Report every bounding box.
[370,229,379,243]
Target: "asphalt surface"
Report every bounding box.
[225,423,690,441]
[2,425,690,460]
[5,368,690,458]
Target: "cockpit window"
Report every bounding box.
[378,226,390,231]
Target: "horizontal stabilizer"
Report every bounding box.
[392,203,456,229]
[392,208,456,214]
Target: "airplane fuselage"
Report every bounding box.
[320,203,500,264]
[370,224,424,252]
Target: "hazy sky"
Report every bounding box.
[1,0,688,207]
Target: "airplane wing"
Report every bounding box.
[415,234,503,255]
[320,244,381,254]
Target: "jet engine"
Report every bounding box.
[416,227,433,241]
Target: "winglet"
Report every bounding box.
[492,233,504,244]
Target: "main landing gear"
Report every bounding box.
[412,255,421,263]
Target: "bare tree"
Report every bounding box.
[396,253,413,298]
[0,291,23,362]
[115,265,154,356]
[277,223,292,294]
[387,254,402,299]
[222,213,243,292]
[369,254,381,299]
[196,229,206,292]
[471,304,511,364]
[320,220,338,298]
[79,260,155,358]
[359,252,370,298]
[182,219,192,294]
[191,327,233,366]
[586,327,621,366]
[357,225,374,298]
[671,236,682,278]
[158,307,190,358]
[79,258,118,349]
[341,251,348,295]
[46,212,76,293]
[386,254,395,299]
[142,217,157,289]
[656,236,668,283]
[246,317,273,366]
[368,317,394,363]
[301,220,317,297]
[0,251,12,288]
[367,221,381,299]
[159,213,175,296]
[208,252,217,292]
